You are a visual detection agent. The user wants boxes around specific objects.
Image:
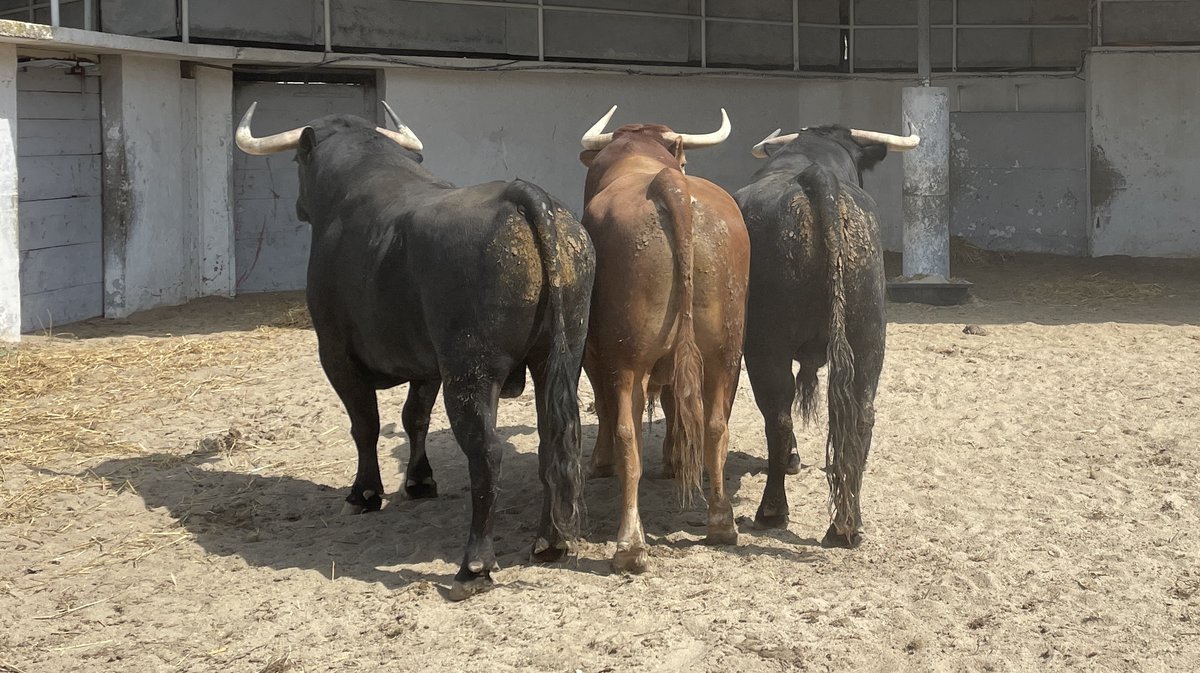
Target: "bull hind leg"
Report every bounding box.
[658,386,677,479]
[744,350,798,528]
[821,337,883,549]
[320,351,385,514]
[585,357,616,479]
[609,369,651,573]
[701,363,740,546]
[443,374,506,600]
[401,379,440,499]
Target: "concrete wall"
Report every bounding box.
[1088,49,1200,258]
[951,112,1087,255]
[0,43,17,340]
[380,68,1084,254]
[101,54,235,318]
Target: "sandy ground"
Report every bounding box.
[2,253,1199,672]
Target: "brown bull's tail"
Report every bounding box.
[504,180,583,540]
[649,167,705,505]
[796,165,865,539]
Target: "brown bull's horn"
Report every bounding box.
[580,105,618,150]
[849,128,921,151]
[750,128,800,158]
[664,108,732,149]
[235,102,306,155]
[377,101,423,151]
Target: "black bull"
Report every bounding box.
[236,109,595,600]
[736,126,892,548]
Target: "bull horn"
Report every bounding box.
[750,129,800,158]
[235,102,306,155]
[665,108,732,149]
[377,101,423,151]
[849,128,921,151]
[580,104,618,150]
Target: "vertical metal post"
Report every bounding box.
[848,0,855,73]
[917,0,931,85]
[84,0,94,30]
[537,0,544,61]
[951,0,958,72]
[1095,0,1104,46]
[181,0,189,43]
[26,0,32,23]
[792,0,799,71]
[700,0,706,68]
[49,0,59,27]
[324,0,332,52]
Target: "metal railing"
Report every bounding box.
[0,0,94,31]
[7,0,1095,72]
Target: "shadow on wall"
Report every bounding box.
[883,251,1200,327]
[28,249,1200,343]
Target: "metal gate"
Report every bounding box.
[17,63,103,333]
[232,73,374,293]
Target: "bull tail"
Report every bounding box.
[649,167,705,505]
[504,180,583,540]
[797,165,865,539]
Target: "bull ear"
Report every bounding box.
[297,126,317,162]
[579,149,599,167]
[857,142,888,173]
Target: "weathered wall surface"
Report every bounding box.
[1088,50,1200,258]
[101,54,235,318]
[380,68,1084,254]
[0,43,17,340]
[194,67,236,297]
[951,112,1087,255]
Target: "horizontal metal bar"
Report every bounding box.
[705,16,792,28]
[0,0,83,16]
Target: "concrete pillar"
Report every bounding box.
[195,67,235,297]
[901,86,950,279]
[101,54,190,318]
[0,44,18,341]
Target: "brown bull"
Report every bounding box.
[578,106,750,573]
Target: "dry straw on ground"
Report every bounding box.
[0,323,303,526]
[1015,272,1166,304]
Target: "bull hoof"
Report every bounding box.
[785,452,803,475]
[448,576,494,601]
[754,510,790,529]
[531,537,570,563]
[703,528,739,546]
[343,488,382,515]
[821,524,864,549]
[404,478,438,500]
[611,546,650,574]
[588,463,615,479]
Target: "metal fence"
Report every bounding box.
[10,1,1181,73]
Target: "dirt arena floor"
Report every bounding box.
[2,252,1198,672]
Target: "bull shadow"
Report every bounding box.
[91,422,604,594]
[91,414,826,593]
